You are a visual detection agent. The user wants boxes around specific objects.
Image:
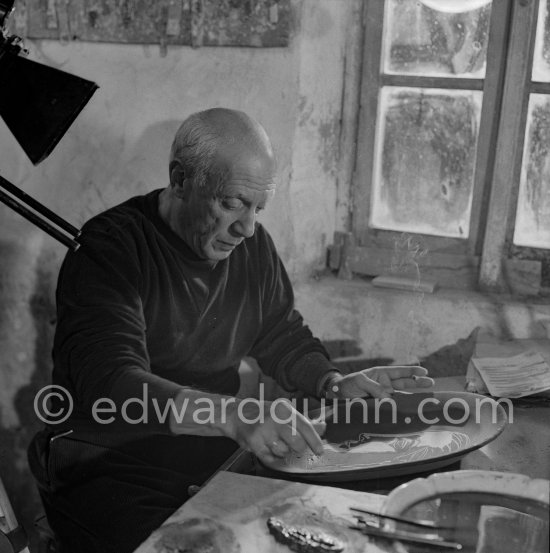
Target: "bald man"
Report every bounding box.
[28,108,432,553]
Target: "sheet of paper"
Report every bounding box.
[472,351,550,398]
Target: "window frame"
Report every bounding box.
[336,0,546,294]
[480,0,550,293]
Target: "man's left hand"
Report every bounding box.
[328,366,434,399]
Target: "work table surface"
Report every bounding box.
[133,376,550,552]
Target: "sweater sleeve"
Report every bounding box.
[53,219,182,434]
[248,228,337,397]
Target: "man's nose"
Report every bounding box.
[234,209,256,238]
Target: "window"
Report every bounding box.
[334,0,550,296]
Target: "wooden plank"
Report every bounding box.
[531,81,550,94]
[348,245,480,290]
[335,0,365,233]
[352,0,385,239]
[361,228,469,255]
[381,74,483,91]
[479,0,539,291]
[468,0,513,255]
[372,275,438,293]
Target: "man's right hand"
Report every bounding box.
[224,399,326,464]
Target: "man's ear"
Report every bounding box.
[169,160,191,201]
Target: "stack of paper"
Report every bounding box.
[470,351,550,398]
[465,330,550,398]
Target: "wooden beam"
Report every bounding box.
[531,81,550,94]
[352,0,385,240]
[469,0,513,255]
[335,0,366,233]
[479,0,539,291]
[381,74,483,90]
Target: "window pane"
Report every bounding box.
[370,87,482,238]
[533,0,550,82]
[383,0,492,78]
[513,94,550,249]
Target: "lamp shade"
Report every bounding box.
[0,50,98,164]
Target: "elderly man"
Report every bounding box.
[28,108,432,553]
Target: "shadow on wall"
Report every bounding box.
[0,247,57,551]
[0,118,182,549]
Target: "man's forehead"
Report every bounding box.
[221,181,277,195]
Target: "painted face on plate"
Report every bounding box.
[175,147,277,262]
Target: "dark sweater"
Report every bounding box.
[52,189,333,435]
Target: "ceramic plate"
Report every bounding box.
[261,391,507,482]
[381,470,550,553]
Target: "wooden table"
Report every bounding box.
[133,471,390,553]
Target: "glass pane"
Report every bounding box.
[370,87,482,238]
[383,0,492,78]
[533,0,550,82]
[513,95,550,249]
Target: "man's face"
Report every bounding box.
[183,152,276,261]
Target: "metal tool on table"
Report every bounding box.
[349,507,464,550]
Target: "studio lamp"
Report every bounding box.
[0,0,98,250]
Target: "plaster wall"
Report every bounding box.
[295,278,550,366]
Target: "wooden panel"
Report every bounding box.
[381,74,484,90]
[531,81,550,94]
[348,244,480,290]
[479,0,539,290]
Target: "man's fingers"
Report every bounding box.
[257,449,276,464]
[370,365,429,380]
[290,415,325,456]
[357,372,393,399]
[269,439,290,458]
[312,420,327,439]
[392,376,435,389]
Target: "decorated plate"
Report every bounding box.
[261,391,507,481]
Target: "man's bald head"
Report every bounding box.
[169,108,275,193]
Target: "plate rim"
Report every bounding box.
[382,469,550,516]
